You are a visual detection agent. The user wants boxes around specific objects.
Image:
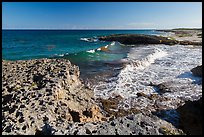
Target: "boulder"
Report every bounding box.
[176,98,202,135]
[191,65,202,77]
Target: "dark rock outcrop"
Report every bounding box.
[191,65,202,77]
[176,98,202,135]
[179,40,201,45]
[149,82,172,94]
[99,34,201,46]
[99,34,178,45]
[97,95,140,118]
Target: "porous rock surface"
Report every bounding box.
[52,113,184,135]
[2,59,105,135]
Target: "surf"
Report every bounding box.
[94,44,202,108]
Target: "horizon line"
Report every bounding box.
[2,27,202,30]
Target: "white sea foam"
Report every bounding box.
[94,44,202,110]
[80,38,89,42]
[110,41,116,46]
[54,54,65,57]
[58,54,64,57]
[126,47,168,70]
[80,37,98,42]
[86,49,95,53]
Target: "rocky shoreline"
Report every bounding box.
[2,59,106,134]
[2,58,188,135]
[2,31,202,135]
[157,28,202,43]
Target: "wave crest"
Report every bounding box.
[126,47,168,70]
[86,49,95,53]
[80,37,98,42]
[94,46,168,99]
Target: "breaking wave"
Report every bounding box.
[126,47,168,70]
[52,41,121,63]
[86,49,95,53]
[80,37,98,42]
[94,44,202,110]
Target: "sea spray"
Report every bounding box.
[94,44,202,107]
[94,45,168,99]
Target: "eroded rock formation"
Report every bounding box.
[99,34,201,46]
[2,59,105,135]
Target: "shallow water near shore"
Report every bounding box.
[94,44,202,99]
[93,44,202,127]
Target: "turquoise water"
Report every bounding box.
[2,30,163,60]
[2,30,165,77]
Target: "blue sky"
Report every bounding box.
[2,2,202,29]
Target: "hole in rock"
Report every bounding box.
[83,111,92,118]
[19,117,25,123]
[22,125,26,130]
[70,111,80,122]
[35,129,43,135]
[86,128,91,134]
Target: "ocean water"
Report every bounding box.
[2,29,164,77]
[2,30,163,60]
